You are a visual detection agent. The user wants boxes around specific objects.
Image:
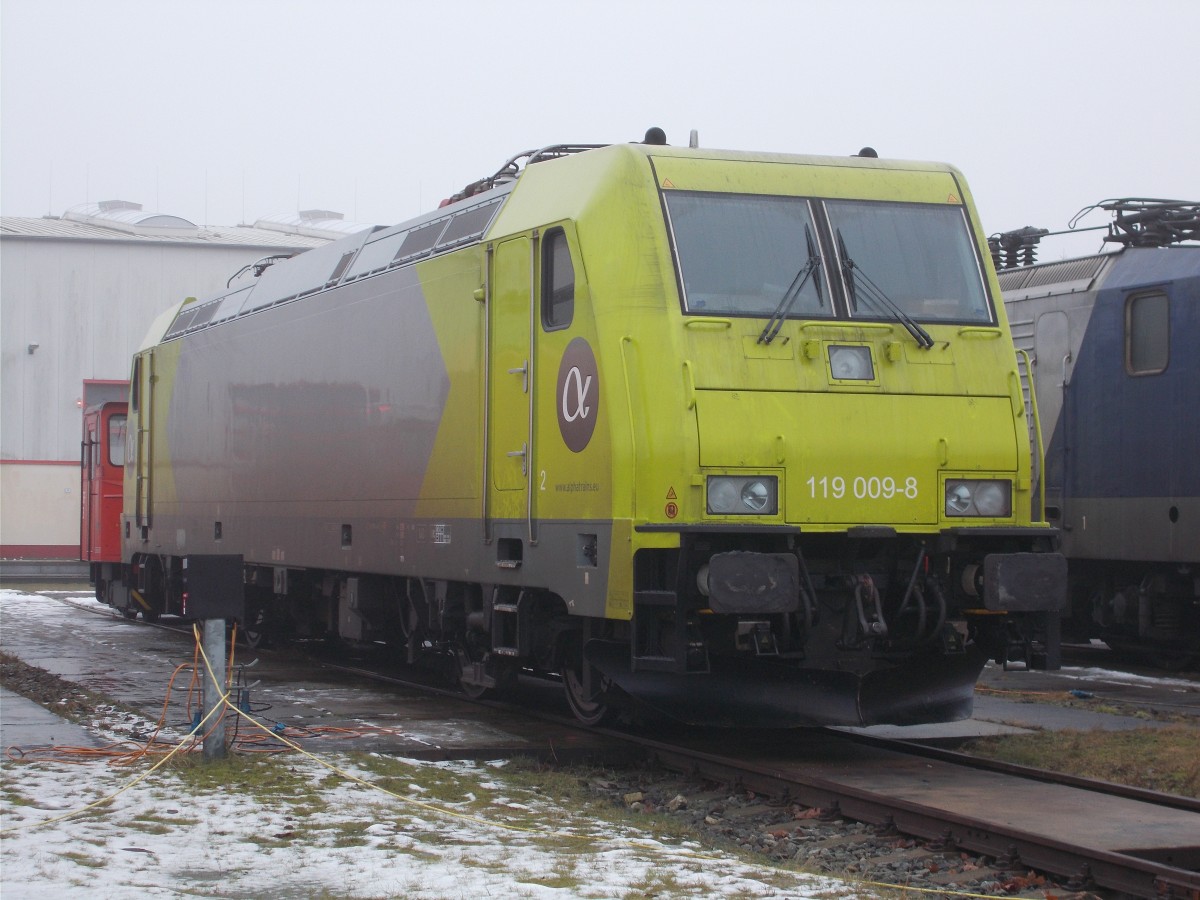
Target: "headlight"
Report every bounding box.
[828,345,875,381]
[945,479,1012,517]
[741,480,770,511]
[708,475,778,515]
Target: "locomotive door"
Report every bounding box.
[82,403,128,562]
[1035,311,1071,520]
[486,236,535,529]
[81,408,101,561]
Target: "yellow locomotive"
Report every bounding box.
[112,134,1064,726]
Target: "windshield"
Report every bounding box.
[664,192,831,318]
[825,200,992,324]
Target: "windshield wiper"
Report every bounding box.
[836,229,934,349]
[758,224,822,345]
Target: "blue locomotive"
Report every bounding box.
[997,200,1199,666]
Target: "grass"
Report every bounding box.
[339,752,757,887]
[163,753,332,807]
[960,725,1200,797]
[1,788,36,808]
[121,811,203,831]
[54,850,107,868]
[352,754,475,795]
[622,869,687,897]
[514,859,587,892]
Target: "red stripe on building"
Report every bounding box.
[0,459,79,467]
[1,545,81,559]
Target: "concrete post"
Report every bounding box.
[201,618,227,760]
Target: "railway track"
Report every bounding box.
[16,590,1200,898]
[308,649,1200,899]
[630,731,1199,899]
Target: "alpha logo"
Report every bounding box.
[556,337,599,453]
[563,369,592,421]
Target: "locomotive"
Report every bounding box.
[997,199,1199,667]
[93,134,1067,727]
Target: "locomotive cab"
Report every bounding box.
[81,400,128,607]
[523,147,1066,724]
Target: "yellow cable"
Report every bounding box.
[857,880,1028,900]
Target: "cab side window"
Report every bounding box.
[1126,290,1169,375]
[109,415,128,466]
[542,227,575,330]
[131,358,141,412]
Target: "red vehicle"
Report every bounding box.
[81,401,127,606]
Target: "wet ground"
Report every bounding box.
[2,584,1198,756]
[0,585,617,760]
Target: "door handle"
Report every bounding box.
[508,361,528,393]
[507,442,528,476]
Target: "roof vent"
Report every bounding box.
[253,209,374,239]
[98,199,143,213]
[64,200,197,236]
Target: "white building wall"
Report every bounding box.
[0,464,79,554]
[2,238,309,461]
[1,235,321,557]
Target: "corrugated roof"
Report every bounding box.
[997,253,1114,301]
[0,215,331,249]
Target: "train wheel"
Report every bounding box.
[561,660,615,726]
[242,609,270,649]
[456,650,515,699]
[458,660,490,699]
[461,683,489,699]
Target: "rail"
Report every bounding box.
[633,731,1200,899]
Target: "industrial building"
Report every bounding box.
[1,202,371,562]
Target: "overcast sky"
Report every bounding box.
[3,0,1196,260]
